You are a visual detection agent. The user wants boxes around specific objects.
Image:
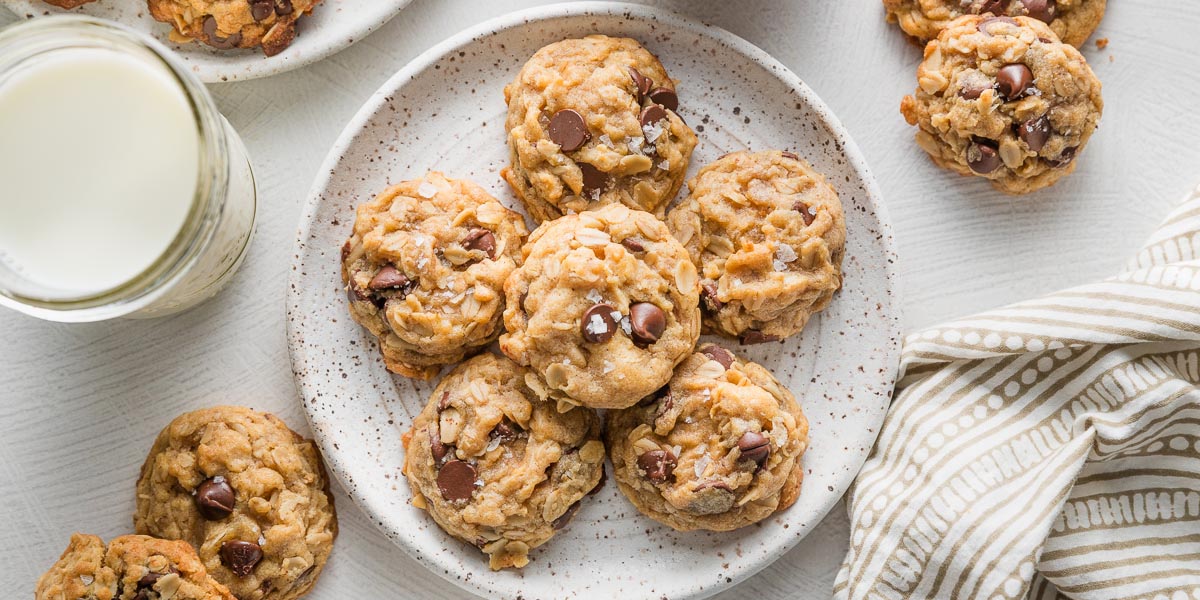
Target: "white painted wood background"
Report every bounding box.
[2,1,1197,597]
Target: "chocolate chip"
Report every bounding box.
[968,138,1002,174]
[1048,146,1076,168]
[1018,115,1051,152]
[637,449,677,484]
[580,302,618,343]
[220,541,262,577]
[628,66,652,101]
[653,389,674,420]
[437,460,477,502]
[700,345,735,369]
[957,81,991,100]
[794,200,816,226]
[428,424,448,464]
[738,431,770,469]
[639,104,668,128]
[340,241,351,262]
[739,330,780,345]
[628,302,666,346]
[579,163,608,196]
[647,87,678,112]
[250,0,272,21]
[552,501,581,530]
[976,0,1006,15]
[202,16,242,49]
[461,228,497,259]
[274,0,293,15]
[701,282,723,312]
[620,237,646,252]
[136,568,178,591]
[977,15,1017,33]
[490,420,518,443]
[781,151,799,160]
[437,390,451,412]
[1021,0,1055,22]
[195,477,235,521]
[996,63,1034,100]
[548,109,590,152]
[368,265,410,290]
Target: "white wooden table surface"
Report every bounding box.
[3,1,1198,598]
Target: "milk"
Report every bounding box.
[0,48,199,298]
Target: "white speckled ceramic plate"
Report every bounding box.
[288,3,900,598]
[0,0,409,81]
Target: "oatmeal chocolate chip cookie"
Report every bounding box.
[134,406,337,600]
[36,534,236,600]
[402,353,605,570]
[900,16,1102,194]
[502,35,698,223]
[147,0,321,57]
[605,344,809,531]
[41,0,97,9]
[667,150,845,343]
[884,0,1105,47]
[500,203,701,410]
[342,172,529,380]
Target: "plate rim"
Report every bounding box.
[0,0,412,82]
[287,2,903,598]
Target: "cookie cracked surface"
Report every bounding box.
[502,35,697,223]
[500,203,701,410]
[605,344,809,531]
[342,172,529,379]
[883,0,1105,47]
[134,406,337,600]
[900,15,1102,194]
[36,533,236,600]
[667,150,844,342]
[402,353,605,570]
[147,0,321,57]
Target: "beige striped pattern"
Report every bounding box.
[835,186,1200,600]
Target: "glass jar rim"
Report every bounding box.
[0,15,231,322]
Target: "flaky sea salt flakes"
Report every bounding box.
[619,315,632,336]
[416,257,428,269]
[80,575,94,586]
[412,233,427,247]
[658,160,670,170]
[599,134,613,147]
[588,188,601,201]
[585,289,603,303]
[643,122,664,143]
[585,314,610,337]
[486,436,502,452]
[628,137,645,153]
[258,535,267,546]
[695,454,711,478]
[417,181,438,198]
[775,244,798,263]
[609,310,621,322]
[602,360,615,374]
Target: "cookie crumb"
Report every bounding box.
[1094,37,1108,50]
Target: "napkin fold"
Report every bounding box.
[836,186,1200,600]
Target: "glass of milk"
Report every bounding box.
[0,16,256,322]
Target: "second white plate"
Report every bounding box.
[288,3,901,598]
[0,0,410,81]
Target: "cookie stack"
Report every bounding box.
[35,407,338,600]
[339,35,848,570]
[888,0,1106,193]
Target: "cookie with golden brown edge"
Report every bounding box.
[134,406,337,600]
[900,15,1103,194]
[402,353,605,570]
[605,344,809,531]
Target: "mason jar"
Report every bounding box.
[0,15,256,322]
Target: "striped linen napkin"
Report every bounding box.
[835,186,1200,600]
